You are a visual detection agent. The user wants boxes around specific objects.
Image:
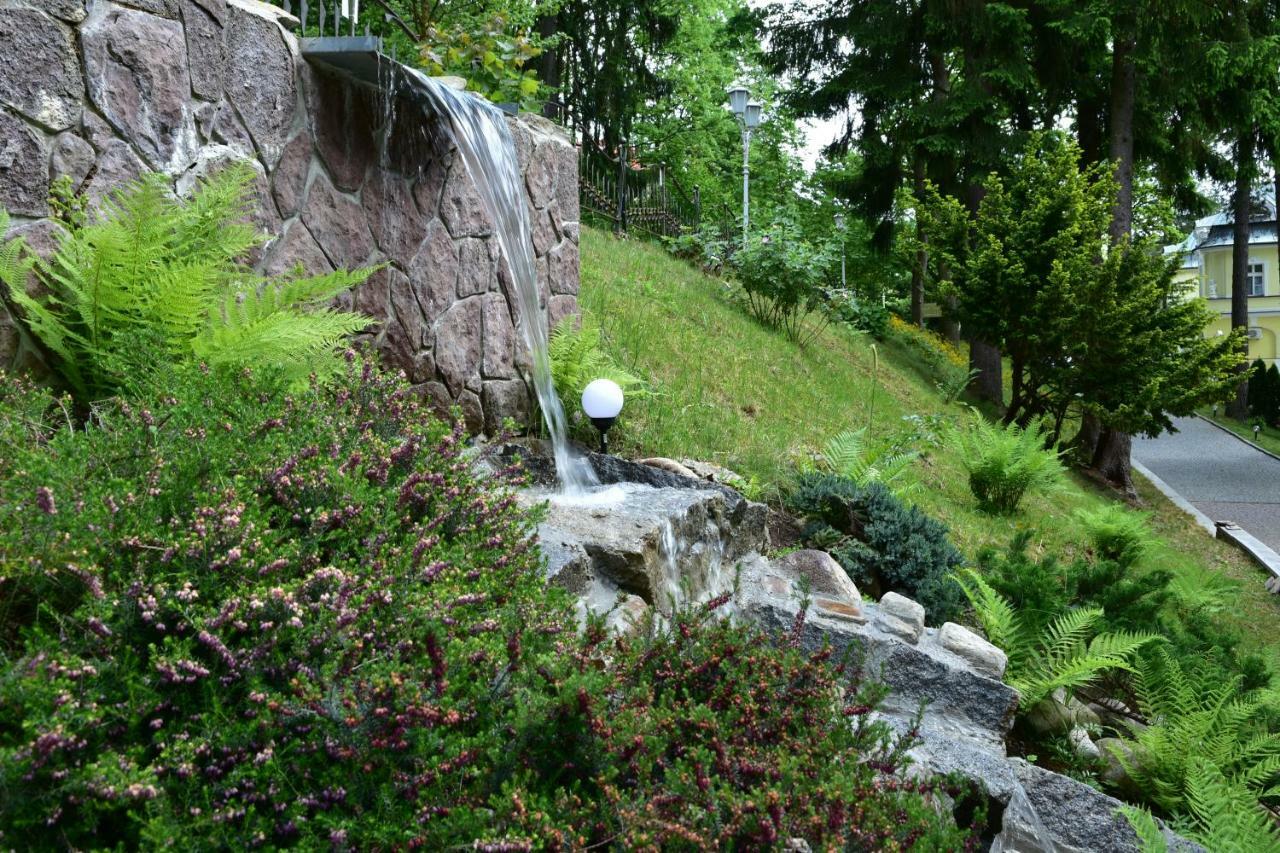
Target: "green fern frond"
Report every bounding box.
[1118,805,1168,853]
[953,569,1020,654]
[1182,760,1280,852]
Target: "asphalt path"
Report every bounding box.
[1132,416,1280,554]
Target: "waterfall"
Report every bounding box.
[399,70,597,494]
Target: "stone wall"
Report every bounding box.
[0,0,581,433]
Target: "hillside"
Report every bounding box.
[578,225,1280,660]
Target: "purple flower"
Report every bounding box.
[35,487,56,515]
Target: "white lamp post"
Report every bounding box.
[582,378,624,454]
[728,86,763,250]
[834,213,846,288]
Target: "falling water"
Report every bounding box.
[397,69,598,494]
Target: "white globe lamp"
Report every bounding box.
[581,378,624,453]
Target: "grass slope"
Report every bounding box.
[578,226,1280,654]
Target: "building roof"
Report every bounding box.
[1164,232,1200,269]
[1198,220,1279,250]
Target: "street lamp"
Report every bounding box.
[582,378,624,454]
[834,213,847,288]
[728,86,763,249]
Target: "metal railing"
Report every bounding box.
[275,0,419,41]
[578,144,701,240]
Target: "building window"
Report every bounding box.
[1248,261,1265,296]
[1207,278,1217,297]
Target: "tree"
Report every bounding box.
[923,136,1242,492]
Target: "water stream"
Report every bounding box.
[398,69,598,494]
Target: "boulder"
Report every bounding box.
[773,549,861,606]
[877,591,926,643]
[939,622,1008,680]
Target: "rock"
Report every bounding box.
[547,238,580,296]
[531,206,557,256]
[548,294,577,333]
[207,101,255,156]
[272,130,313,218]
[181,0,225,101]
[480,292,517,380]
[939,622,1008,680]
[411,151,450,217]
[0,8,83,131]
[406,218,459,323]
[456,388,483,433]
[82,5,195,169]
[300,171,373,270]
[224,0,296,166]
[83,140,147,208]
[521,482,743,615]
[1068,725,1100,760]
[0,109,49,216]
[434,297,484,396]
[50,132,96,189]
[676,458,742,484]
[363,168,429,265]
[261,219,332,278]
[456,237,496,297]
[1025,693,1077,736]
[440,163,493,238]
[482,379,529,435]
[637,458,699,479]
[1097,737,1141,790]
[603,593,649,635]
[993,758,1146,853]
[774,549,861,606]
[45,1,90,24]
[878,591,926,642]
[308,66,375,192]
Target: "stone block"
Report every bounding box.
[224,0,295,166]
[0,8,83,132]
[939,622,1008,680]
[83,6,194,169]
[182,0,225,101]
[0,109,49,216]
[877,591,925,642]
[773,549,860,605]
[300,171,373,270]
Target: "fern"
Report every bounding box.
[954,569,1158,708]
[1118,805,1168,853]
[1111,647,1280,819]
[814,428,920,496]
[1075,504,1156,565]
[1180,760,1280,852]
[949,417,1066,514]
[1,166,370,400]
[549,316,648,422]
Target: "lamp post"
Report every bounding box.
[834,213,846,288]
[582,378,624,454]
[728,85,762,249]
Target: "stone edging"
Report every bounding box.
[1192,412,1280,464]
[1215,521,1280,583]
[1131,459,1216,535]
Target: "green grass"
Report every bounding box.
[579,226,1280,655]
[1200,409,1280,458]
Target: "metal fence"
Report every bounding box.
[578,144,701,240]
[274,0,418,41]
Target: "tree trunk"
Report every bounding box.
[1096,17,1138,487]
[1073,411,1103,465]
[911,156,928,326]
[941,290,961,344]
[1107,21,1137,243]
[536,13,561,121]
[1227,135,1255,420]
[964,183,1003,409]
[1092,427,1136,497]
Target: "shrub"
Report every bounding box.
[0,360,973,848]
[786,474,965,622]
[0,167,371,403]
[0,358,565,847]
[950,418,1066,514]
[732,219,833,345]
[486,600,977,848]
[886,315,970,390]
[663,222,731,273]
[829,292,891,338]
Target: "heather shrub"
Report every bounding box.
[786,474,965,622]
[486,601,978,848]
[0,358,974,848]
[0,356,566,848]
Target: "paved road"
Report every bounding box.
[1133,416,1280,553]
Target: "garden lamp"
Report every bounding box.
[835,213,847,288]
[728,85,750,118]
[582,378,624,454]
[727,86,764,250]
[1255,424,1262,441]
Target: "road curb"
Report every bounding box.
[1192,413,1280,464]
[1132,459,1216,535]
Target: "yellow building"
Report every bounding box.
[1168,216,1280,367]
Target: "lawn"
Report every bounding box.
[579,225,1280,658]
[1200,407,1280,459]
